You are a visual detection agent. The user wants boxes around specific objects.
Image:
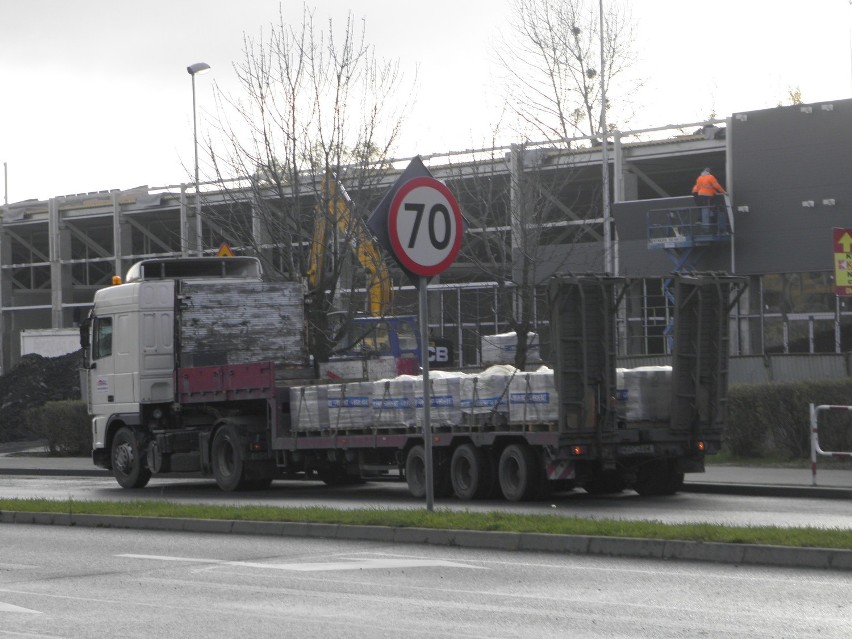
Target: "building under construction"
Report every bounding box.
[1,98,851,377]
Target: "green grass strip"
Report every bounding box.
[1,498,850,550]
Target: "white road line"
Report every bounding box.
[118,553,483,572]
[0,602,41,614]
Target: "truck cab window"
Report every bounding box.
[93,317,113,359]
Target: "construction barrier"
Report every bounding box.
[809,403,852,486]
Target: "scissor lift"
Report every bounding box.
[646,195,733,347]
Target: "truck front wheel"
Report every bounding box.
[211,425,247,491]
[498,443,539,502]
[111,427,151,489]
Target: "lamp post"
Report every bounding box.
[598,0,613,275]
[187,62,211,256]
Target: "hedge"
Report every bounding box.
[25,400,91,456]
[726,379,852,459]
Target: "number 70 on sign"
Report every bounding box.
[389,177,463,277]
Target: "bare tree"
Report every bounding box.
[203,5,414,363]
[447,142,602,370]
[455,0,639,368]
[497,0,639,141]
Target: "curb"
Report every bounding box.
[682,483,852,500]
[2,510,851,572]
[0,468,109,478]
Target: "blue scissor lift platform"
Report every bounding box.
[646,197,733,347]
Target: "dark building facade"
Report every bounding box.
[613,98,852,356]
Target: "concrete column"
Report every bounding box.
[613,132,624,202]
[251,197,273,267]
[48,198,73,328]
[112,192,123,277]
[509,144,524,292]
[0,215,9,373]
[111,192,134,277]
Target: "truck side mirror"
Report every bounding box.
[79,322,90,350]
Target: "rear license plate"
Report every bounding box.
[617,444,655,456]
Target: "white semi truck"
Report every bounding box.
[80,256,744,500]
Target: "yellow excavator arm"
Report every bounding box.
[307,170,392,316]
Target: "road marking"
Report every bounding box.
[118,553,482,572]
[0,602,41,614]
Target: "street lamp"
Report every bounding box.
[187,62,211,256]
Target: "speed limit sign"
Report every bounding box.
[388,176,463,276]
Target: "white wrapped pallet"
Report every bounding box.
[325,382,374,430]
[290,382,374,432]
[617,366,672,422]
[289,385,329,432]
[371,375,417,428]
[414,370,467,427]
[460,365,516,424]
[480,332,541,365]
[508,369,558,425]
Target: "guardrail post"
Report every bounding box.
[810,403,818,486]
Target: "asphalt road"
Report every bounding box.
[3,524,852,638]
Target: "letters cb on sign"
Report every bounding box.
[388,176,463,277]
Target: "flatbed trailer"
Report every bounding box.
[83,257,744,501]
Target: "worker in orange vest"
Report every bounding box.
[692,168,727,228]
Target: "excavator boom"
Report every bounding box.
[308,170,392,317]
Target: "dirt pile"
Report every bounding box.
[0,350,83,442]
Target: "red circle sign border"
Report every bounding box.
[388,176,463,277]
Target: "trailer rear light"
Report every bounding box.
[569,445,587,456]
[250,441,265,452]
[697,440,706,453]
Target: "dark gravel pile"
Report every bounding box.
[0,350,84,442]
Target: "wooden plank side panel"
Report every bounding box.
[178,281,306,368]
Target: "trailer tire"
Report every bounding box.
[111,427,151,489]
[405,445,428,497]
[498,443,539,502]
[450,444,492,501]
[405,444,451,498]
[211,425,248,492]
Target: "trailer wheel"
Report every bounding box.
[450,444,492,501]
[405,445,451,498]
[111,427,151,489]
[211,425,247,491]
[498,443,539,502]
[405,445,428,497]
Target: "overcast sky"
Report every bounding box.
[1,0,850,202]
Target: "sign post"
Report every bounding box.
[374,161,463,510]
